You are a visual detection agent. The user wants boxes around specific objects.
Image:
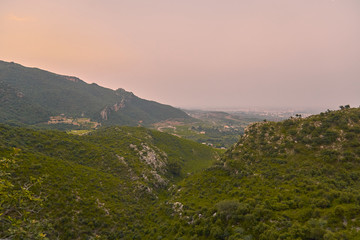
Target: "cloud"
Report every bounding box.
[7,14,33,22]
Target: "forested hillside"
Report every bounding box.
[2,107,360,239]
[0,60,190,126]
[152,107,360,239]
[0,125,218,239]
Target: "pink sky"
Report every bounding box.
[1,0,359,110]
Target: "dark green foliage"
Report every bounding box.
[0,81,51,124]
[2,107,360,239]
[168,161,182,175]
[0,154,49,239]
[154,107,360,239]
[0,60,190,126]
[0,124,218,239]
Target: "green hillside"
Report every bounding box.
[2,106,360,239]
[0,81,51,125]
[152,107,360,239]
[0,124,218,239]
[0,60,190,126]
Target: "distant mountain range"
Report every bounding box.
[0,60,190,126]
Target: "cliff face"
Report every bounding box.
[100,98,128,120]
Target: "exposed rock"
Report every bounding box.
[151,170,167,186]
[139,143,166,171]
[172,202,184,213]
[16,92,24,98]
[113,99,126,112]
[100,107,109,120]
[116,154,127,166]
[129,144,138,151]
[96,198,110,215]
[100,98,127,120]
[65,76,80,82]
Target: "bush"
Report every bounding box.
[216,200,240,220]
[168,162,181,175]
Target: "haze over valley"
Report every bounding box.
[1,1,360,239]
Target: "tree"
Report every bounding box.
[0,157,47,239]
[168,162,181,176]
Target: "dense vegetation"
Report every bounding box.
[154,107,360,239]
[0,60,190,126]
[0,124,218,239]
[2,93,360,239]
[0,81,51,125]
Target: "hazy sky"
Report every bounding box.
[1,0,359,110]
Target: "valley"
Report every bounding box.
[1,61,359,239]
[1,0,358,238]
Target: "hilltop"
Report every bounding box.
[151,107,360,239]
[0,60,190,127]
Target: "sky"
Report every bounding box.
[1,0,359,111]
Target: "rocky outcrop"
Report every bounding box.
[65,76,80,82]
[113,99,126,112]
[100,97,128,120]
[100,107,110,120]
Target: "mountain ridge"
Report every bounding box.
[0,60,191,126]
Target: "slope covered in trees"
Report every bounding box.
[152,107,360,239]
[0,60,190,126]
[2,107,360,239]
[0,124,218,239]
